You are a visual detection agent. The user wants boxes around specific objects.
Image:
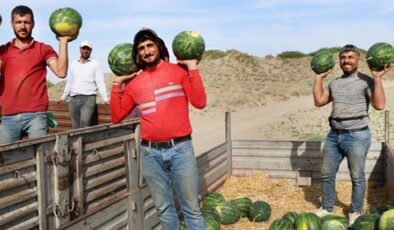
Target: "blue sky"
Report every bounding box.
[1,0,393,83]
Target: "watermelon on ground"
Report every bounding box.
[294,212,322,230]
[370,204,394,215]
[379,209,394,230]
[201,192,225,210]
[366,42,394,71]
[49,7,82,36]
[320,215,349,230]
[352,213,380,230]
[269,218,294,230]
[201,208,221,224]
[172,31,205,61]
[108,43,138,76]
[282,211,299,225]
[310,49,336,74]
[204,215,220,230]
[229,196,253,217]
[247,200,272,222]
[215,201,241,225]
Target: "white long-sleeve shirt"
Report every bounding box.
[61,57,109,102]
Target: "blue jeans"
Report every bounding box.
[0,111,48,144]
[321,128,371,213]
[69,95,97,129]
[140,140,204,230]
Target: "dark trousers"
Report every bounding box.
[69,95,97,129]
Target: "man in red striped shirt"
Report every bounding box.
[110,28,206,230]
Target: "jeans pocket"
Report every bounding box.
[350,129,370,141]
[140,145,150,157]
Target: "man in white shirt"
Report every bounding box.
[60,40,109,129]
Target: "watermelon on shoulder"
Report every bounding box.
[294,212,321,230]
[108,43,138,76]
[49,7,82,36]
[282,211,299,225]
[310,49,336,74]
[247,200,272,222]
[0,14,2,26]
[366,42,394,71]
[172,31,205,61]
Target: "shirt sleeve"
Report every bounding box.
[182,69,207,109]
[95,61,109,102]
[110,83,136,123]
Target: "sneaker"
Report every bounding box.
[349,211,361,225]
[315,207,332,217]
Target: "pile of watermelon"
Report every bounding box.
[49,7,82,37]
[180,192,272,229]
[267,203,394,230]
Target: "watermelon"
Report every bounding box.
[229,196,253,217]
[294,212,322,230]
[49,7,82,37]
[379,209,394,230]
[366,42,394,71]
[352,213,380,230]
[172,31,205,61]
[215,201,241,225]
[180,219,187,230]
[282,211,299,224]
[320,215,349,230]
[204,215,221,230]
[269,218,295,230]
[108,43,138,76]
[311,49,336,74]
[247,200,272,222]
[0,14,2,26]
[201,208,221,224]
[201,192,225,210]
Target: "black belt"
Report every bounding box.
[140,135,191,149]
[332,126,368,134]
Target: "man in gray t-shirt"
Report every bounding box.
[312,44,391,224]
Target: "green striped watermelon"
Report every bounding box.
[180,219,187,230]
[215,201,241,225]
[247,200,272,222]
[0,14,2,26]
[49,7,82,36]
[366,42,394,71]
[282,211,299,225]
[310,50,336,74]
[229,196,253,217]
[172,31,205,61]
[294,212,322,230]
[202,192,225,210]
[379,209,394,230]
[269,218,295,230]
[201,208,221,224]
[204,215,221,230]
[352,213,380,230]
[320,215,349,230]
[108,43,138,76]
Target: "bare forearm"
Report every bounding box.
[371,78,386,110]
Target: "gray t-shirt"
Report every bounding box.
[327,72,374,130]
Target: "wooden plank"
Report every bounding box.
[7,216,39,230]
[83,134,134,152]
[84,157,124,178]
[0,171,36,192]
[85,188,128,212]
[85,178,127,203]
[83,144,124,164]
[0,201,37,226]
[225,111,232,177]
[36,144,49,230]
[0,187,37,209]
[84,167,126,190]
[72,136,84,215]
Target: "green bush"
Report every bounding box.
[202,49,226,60]
[277,51,306,59]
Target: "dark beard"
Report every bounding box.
[143,55,161,68]
[14,30,32,41]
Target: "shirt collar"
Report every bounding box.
[11,38,35,50]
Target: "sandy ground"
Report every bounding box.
[191,80,394,155]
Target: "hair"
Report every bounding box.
[339,44,360,56]
[11,5,34,22]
